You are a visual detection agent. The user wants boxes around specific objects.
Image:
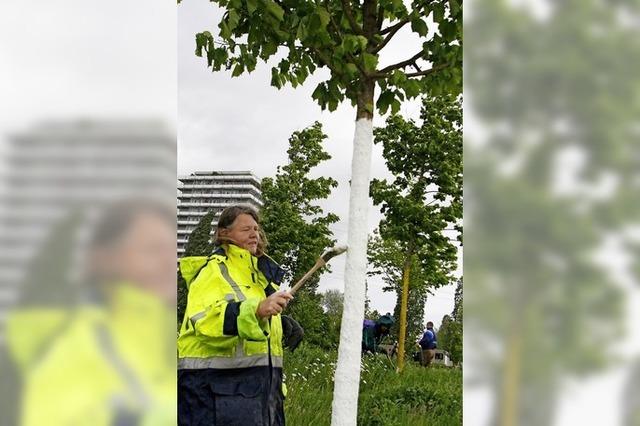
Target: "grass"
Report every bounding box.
[283,344,462,426]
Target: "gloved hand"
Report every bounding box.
[280,315,304,352]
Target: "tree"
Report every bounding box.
[370,94,462,371]
[183,210,216,257]
[451,276,462,322]
[322,288,344,318]
[437,314,461,364]
[177,210,216,326]
[187,0,462,420]
[437,278,462,364]
[260,122,339,348]
[368,231,431,356]
[321,289,344,348]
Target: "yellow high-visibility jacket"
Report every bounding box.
[7,283,177,426]
[177,244,286,370]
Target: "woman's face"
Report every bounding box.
[95,212,177,303]
[221,213,260,255]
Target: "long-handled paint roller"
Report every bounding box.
[288,245,348,296]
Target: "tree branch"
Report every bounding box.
[324,1,368,76]
[376,6,384,32]
[377,50,425,74]
[341,0,365,35]
[307,47,342,76]
[380,18,410,35]
[372,19,408,53]
[324,0,343,38]
[405,63,448,77]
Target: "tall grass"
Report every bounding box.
[283,344,462,425]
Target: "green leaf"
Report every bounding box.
[195,32,212,57]
[390,70,407,85]
[271,67,282,88]
[297,21,308,40]
[246,0,258,14]
[228,9,240,32]
[449,0,460,16]
[402,79,422,98]
[317,7,331,28]
[219,20,231,39]
[343,35,368,53]
[232,63,244,77]
[345,63,359,77]
[265,0,285,21]
[356,35,368,50]
[311,83,326,103]
[411,18,428,37]
[362,53,378,72]
[376,90,395,114]
[278,59,290,73]
[262,41,278,58]
[433,3,445,22]
[206,48,215,66]
[245,54,257,72]
[390,98,401,114]
[309,13,322,31]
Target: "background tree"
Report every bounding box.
[177,209,216,326]
[368,231,431,355]
[370,94,462,371]
[187,0,462,419]
[260,122,339,348]
[321,288,344,348]
[437,278,462,364]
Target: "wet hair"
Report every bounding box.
[214,204,268,256]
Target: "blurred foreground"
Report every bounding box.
[0,1,176,424]
[465,0,640,424]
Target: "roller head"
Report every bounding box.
[321,245,348,263]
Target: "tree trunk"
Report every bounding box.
[331,79,375,426]
[499,321,523,426]
[396,255,412,372]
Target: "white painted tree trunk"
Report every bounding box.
[331,117,374,426]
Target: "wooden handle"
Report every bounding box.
[289,258,326,295]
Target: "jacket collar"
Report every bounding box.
[220,244,286,285]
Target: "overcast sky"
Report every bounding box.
[0,0,176,137]
[178,0,459,328]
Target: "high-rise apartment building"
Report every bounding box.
[177,171,263,257]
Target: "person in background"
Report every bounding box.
[361,313,395,354]
[419,321,438,366]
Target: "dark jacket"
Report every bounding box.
[419,328,437,350]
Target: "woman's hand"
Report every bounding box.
[256,291,294,319]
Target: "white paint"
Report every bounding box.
[331,118,374,426]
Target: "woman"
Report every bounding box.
[7,200,177,426]
[178,204,293,426]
